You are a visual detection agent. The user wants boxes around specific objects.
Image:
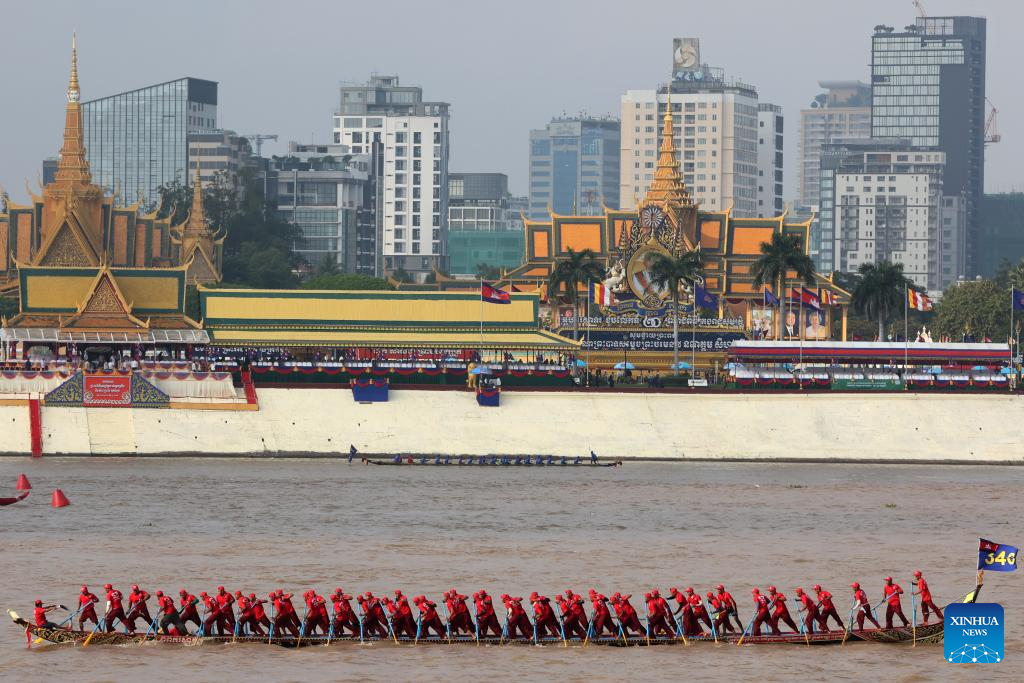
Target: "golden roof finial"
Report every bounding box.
[640,80,693,210]
[187,166,205,229]
[68,32,80,104]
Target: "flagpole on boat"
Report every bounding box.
[479,277,484,347]
[904,284,909,370]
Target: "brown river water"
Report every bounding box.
[0,457,1020,682]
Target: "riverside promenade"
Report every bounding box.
[2,388,1022,462]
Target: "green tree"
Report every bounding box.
[933,279,1010,343]
[315,254,340,277]
[390,268,413,284]
[649,249,705,375]
[475,263,501,280]
[303,273,394,290]
[851,260,915,340]
[224,243,297,289]
[547,248,604,340]
[751,232,816,336]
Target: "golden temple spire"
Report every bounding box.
[53,32,92,188]
[642,84,693,209]
[184,166,207,234]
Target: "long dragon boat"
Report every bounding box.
[10,575,981,649]
[9,610,944,648]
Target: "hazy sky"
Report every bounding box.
[0,0,1017,202]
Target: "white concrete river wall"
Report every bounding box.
[3,388,1023,462]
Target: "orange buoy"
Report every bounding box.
[51,489,70,508]
[16,473,31,490]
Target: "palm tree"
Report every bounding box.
[750,232,816,338]
[649,250,705,375]
[852,260,914,340]
[548,248,604,340]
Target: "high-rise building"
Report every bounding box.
[798,81,871,207]
[818,138,952,292]
[268,142,375,274]
[871,16,986,276]
[332,75,450,280]
[976,193,1024,278]
[187,129,256,190]
[756,104,784,218]
[81,77,218,206]
[620,39,762,216]
[528,117,619,220]
[447,173,524,276]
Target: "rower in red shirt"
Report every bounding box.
[155,590,187,635]
[850,582,881,630]
[912,570,943,624]
[33,600,62,630]
[329,589,359,637]
[610,593,645,637]
[179,590,201,630]
[668,587,694,635]
[567,590,590,634]
[415,595,448,639]
[706,591,733,633]
[234,591,263,636]
[200,591,222,635]
[688,588,713,635]
[716,584,742,632]
[530,593,559,638]
[355,593,387,638]
[813,584,844,631]
[103,584,126,632]
[794,587,823,634]
[77,585,99,630]
[446,590,473,635]
[392,590,416,638]
[587,589,616,638]
[215,586,235,635]
[645,591,674,637]
[750,588,778,636]
[301,590,329,636]
[501,594,533,640]
[125,585,152,633]
[882,577,909,629]
[249,593,271,633]
[474,590,502,637]
[767,586,799,633]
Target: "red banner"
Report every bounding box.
[83,375,132,407]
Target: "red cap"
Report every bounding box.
[394,590,402,597]
[795,587,804,594]
[35,599,42,606]
[885,576,893,582]
[81,585,88,591]
[500,593,510,600]
[851,583,860,589]
[685,587,693,593]
[249,593,256,600]
[612,592,621,598]
[913,570,922,577]
[217,586,225,592]
[669,586,678,594]
[131,584,139,591]
[336,588,343,595]
[651,588,660,596]
[751,588,759,594]
[813,584,822,592]
[156,590,163,597]
[716,584,724,591]
[530,592,539,600]
[706,592,714,599]
[768,585,776,593]
[200,591,208,597]
[234,590,242,597]
[179,589,187,596]
[104,583,112,590]
[365,591,373,598]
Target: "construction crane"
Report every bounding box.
[985,98,1001,146]
[913,0,926,18]
[241,134,278,157]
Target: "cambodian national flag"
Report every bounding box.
[481,282,511,304]
[978,538,1018,572]
[694,284,718,310]
[1013,288,1024,312]
[763,288,779,307]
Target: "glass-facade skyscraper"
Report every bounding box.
[81,78,218,206]
[529,117,620,219]
[871,16,986,279]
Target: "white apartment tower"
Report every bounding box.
[619,39,765,217]
[333,75,450,280]
[756,104,784,218]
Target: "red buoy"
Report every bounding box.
[15,473,31,491]
[51,489,70,508]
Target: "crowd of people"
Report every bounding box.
[31,573,944,641]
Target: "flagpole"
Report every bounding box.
[904,284,909,370]
[799,293,804,368]
[480,278,484,348]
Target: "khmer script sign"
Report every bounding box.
[83,375,132,407]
